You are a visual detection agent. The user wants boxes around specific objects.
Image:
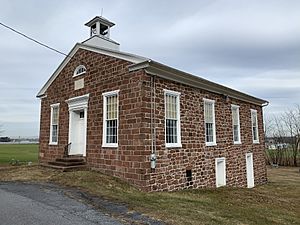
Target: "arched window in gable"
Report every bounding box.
[73,65,86,77]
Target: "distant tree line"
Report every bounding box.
[0,137,11,142]
[265,105,300,166]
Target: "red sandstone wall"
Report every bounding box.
[139,76,267,191]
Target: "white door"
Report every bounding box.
[69,110,86,156]
[215,158,226,187]
[246,153,255,188]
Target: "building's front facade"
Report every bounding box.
[37,17,268,191]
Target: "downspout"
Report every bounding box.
[262,102,269,107]
[262,101,269,145]
[150,75,157,170]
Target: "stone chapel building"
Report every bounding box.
[37,16,268,191]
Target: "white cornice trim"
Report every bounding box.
[129,61,268,106]
[66,94,90,111]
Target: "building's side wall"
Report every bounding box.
[140,75,267,191]
[39,49,149,188]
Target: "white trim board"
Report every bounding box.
[102,90,119,148]
[164,89,182,148]
[246,153,255,188]
[215,157,226,188]
[66,94,89,156]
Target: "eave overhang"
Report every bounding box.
[129,60,268,106]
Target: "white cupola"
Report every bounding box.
[83,16,120,51]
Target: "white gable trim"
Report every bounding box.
[36,43,147,98]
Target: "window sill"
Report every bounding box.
[253,140,260,144]
[206,142,217,147]
[102,143,118,148]
[234,141,242,145]
[49,142,58,146]
[166,143,182,148]
[72,72,86,78]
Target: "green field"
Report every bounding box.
[0,144,38,164]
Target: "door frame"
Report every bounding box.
[66,94,89,156]
[246,153,255,188]
[215,157,226,187]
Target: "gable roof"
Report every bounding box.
[37,43,268,106]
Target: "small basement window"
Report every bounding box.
[186,170,193,186]
[73,65,86,77]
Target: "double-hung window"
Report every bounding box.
[164,89,181,148]
[231,105,241,144]
[102,90,119,147]
[251,109,259,143]
[50,103,60,145]
[204,98,216,146]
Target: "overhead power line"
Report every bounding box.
[0,21,69,58]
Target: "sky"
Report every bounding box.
[0,0,299,137]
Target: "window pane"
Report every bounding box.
[52,125,58,143]
[204,102,213,123]
[166,119,177,143]
[252,114,257,127]
[205,123,214,142]
[233,125,239,142]
[232,108,238,125]
[107,95,118,120]
[166,94,177,120]
[253,126,257,140]
[52,107,59,125]
[106,120,117,143]
[76,66,86,75]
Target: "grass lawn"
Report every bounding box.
[0,165,299,225]
[0,144,38,164]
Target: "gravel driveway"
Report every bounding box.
[0,182,164,225]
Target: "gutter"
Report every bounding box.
[129,60,268,106]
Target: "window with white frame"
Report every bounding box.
[204,99,216,146]
[251,109,259,143]
[164,89,181,147]
[231,105,241,144]
[50,103,60,144]
[102,90,119,147]
[73,65,86,77]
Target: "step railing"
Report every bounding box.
[63,142,72,158]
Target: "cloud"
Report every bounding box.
[0,0,299,136]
